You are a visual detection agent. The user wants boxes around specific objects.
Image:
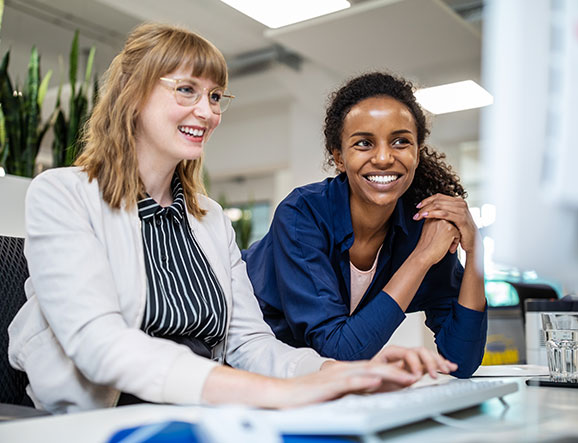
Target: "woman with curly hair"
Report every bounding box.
[243,72,487,378]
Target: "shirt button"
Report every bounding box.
[161,255,168,262]
[156,219,162,226]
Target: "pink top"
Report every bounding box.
[349,247,381,315]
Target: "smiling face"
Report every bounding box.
[135,66,222,173]
[333,95,419,212]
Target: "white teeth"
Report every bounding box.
[179,126,205,137]
[367,175,398,184]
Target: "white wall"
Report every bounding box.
[0,174,31,237]
[206,61,340,209]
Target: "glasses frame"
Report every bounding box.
[159,77,235,114]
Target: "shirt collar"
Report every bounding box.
[137,175,186,223]
[328,173,410,251]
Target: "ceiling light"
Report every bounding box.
[414,80,493,115]
[219,0,351,29]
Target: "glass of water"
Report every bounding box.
[541,313,578,382]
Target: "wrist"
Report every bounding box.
[406,250,434,271]
[320,359,339,371]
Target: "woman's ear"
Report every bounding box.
[332,148,345,172]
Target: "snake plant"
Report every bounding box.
[0,47,52,177]
[52,30,96,168]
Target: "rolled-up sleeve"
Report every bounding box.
[420,257,488,378]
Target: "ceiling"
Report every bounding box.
[1,0,485,148]
[2,0,483,78]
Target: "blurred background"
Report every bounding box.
[1,0,569,360]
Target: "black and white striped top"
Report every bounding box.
[137,176,227,348]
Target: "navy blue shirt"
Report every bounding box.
[243,173,487,378]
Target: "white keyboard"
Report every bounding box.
[258,379,518,436]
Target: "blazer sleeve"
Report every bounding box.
[263,199,406,361]
[218,207,328,377]
[20,170,218,405]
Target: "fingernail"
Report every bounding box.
[413,213,420,220]
[416,202,422,208]
[422,212,428,217]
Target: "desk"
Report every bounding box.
[1,375,577,443]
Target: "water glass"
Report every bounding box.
[541,313,578,382]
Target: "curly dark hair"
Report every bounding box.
[323,72,466,204]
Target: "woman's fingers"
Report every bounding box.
[414,194,479,252]
[301,361,419,403]
[372,346,459,379]
[414,195,468,223]
[281,350,459,409]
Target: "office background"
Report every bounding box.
[0,0,484,208]
[0,0,510,349]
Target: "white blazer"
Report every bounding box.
[8,168,325,413]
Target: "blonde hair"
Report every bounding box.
[75,23,228,218]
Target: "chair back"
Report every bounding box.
[0,236,31,405]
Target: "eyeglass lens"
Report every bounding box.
[173,79,231,114]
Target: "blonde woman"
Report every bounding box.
[8,23,455,414]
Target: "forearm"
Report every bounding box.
[434,302,487,378]
[311,294,405,360]
[202,365,285,408]
[201,361,417,408]
[383,252,431,311]
[457,248,486,312]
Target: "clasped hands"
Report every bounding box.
[412,194,481,265]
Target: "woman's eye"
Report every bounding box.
[176,84,196,96]
[392,138,411,148]
[210,91,223,103]
[353,139,372,149]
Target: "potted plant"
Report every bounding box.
[0,47,52,178]
[51,30,96,168]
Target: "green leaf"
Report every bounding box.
[0,0,4,36]
[83,46,95,94]
[69,30,79,97]
[55,55,65,108]
[0,51,23,174]
[52,109,67,167]
[24,46,41,176]
[92,72,99,106]
[37,69,52,107]
[0,106,7,166]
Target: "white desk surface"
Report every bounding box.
[1,368,577,443]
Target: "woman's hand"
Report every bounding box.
[372,345,457,379]
[202,360,419,409]
[413,218,460,266]
[274,360,418,407]
[413,194,480,254]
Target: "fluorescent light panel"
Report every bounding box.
[219,0,350,29]
[415,80,493,115]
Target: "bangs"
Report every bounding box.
[181,46,228,88]
[142,27,228,89]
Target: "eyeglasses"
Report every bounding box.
[159,77,235,114]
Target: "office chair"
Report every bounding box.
[0,235,49,419]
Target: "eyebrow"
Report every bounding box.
[348,129,415,138]
[349,131,374,138]
[391,129,415,136]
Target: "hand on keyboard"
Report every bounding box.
[272,360,420,408]
[260,379,519,436]
[372,345,458,379]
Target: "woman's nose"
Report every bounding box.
[192,93,212,119]
[371,144,394,166]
